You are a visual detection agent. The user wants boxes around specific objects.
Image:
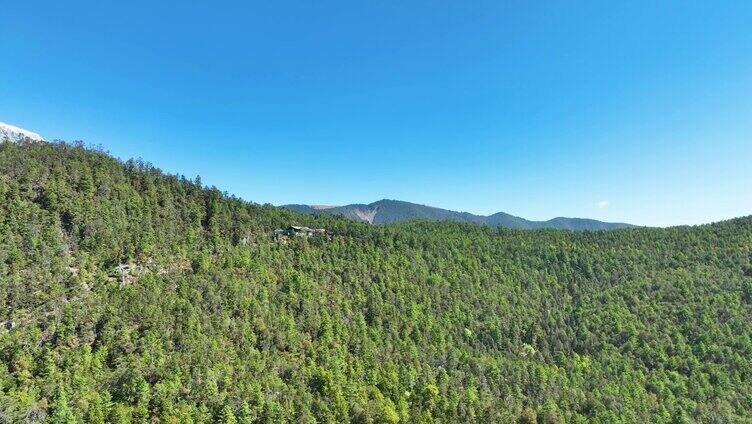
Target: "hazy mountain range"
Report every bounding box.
[284,199,635,230]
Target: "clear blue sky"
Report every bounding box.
[2,1,751,226]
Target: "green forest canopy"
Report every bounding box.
[1,140,751,423]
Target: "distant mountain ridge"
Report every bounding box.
[284,199,635,230]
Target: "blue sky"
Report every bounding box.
[2,1,751,226]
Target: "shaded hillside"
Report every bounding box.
[2,140,751,423]
[284,199,634,230]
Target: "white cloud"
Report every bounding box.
[597,200,610,209]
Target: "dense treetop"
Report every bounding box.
[1,140,751,423]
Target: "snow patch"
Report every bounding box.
[0,122,45,142]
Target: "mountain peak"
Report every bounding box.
[0,121,45,142]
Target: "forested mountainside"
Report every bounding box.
[283,200,634,230]
[2,140,752,423]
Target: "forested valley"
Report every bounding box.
[1,140,751,423]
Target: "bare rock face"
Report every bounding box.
[352,207,378,224]
[0,122,44,142]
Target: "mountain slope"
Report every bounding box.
[284,199,634,230]
[2,140,751,422]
